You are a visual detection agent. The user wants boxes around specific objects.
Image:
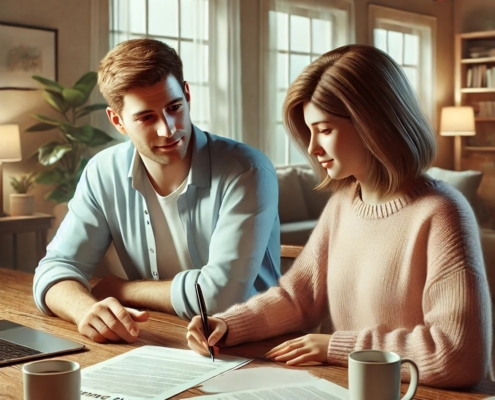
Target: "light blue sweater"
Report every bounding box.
[33,126,281,319]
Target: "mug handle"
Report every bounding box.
[400,358,419,400]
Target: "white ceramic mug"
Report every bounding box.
[22,359,81,400]
[348,350,418,400]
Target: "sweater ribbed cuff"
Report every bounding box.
[327,331,360,366]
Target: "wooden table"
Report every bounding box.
[0,213,54,269]
[0,268,493,400]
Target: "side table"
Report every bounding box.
[0,213,54,270]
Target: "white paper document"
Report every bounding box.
[191,379,349,399]
[199,366,319,393]
[80,345,251,400]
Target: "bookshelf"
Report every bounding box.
[455,30,495,228]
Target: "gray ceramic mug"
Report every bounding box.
[348,350,418,400]
[23,359,81,400]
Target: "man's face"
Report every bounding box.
[107,74,193,167]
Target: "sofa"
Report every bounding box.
[276,165,495,301]
[276,165,331,246]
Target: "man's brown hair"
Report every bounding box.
[98,39,184,114]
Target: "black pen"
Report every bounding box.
[195,283,215,362]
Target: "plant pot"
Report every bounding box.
[10,194,35,216]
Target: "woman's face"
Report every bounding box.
[303,101,368,182]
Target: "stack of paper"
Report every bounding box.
[80,346,251,400]
[194,367,349,400]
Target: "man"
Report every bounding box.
[33,39,281,343]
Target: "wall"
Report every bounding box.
[0,0,94,270]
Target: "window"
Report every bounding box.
[369,5,436,124]
[260,0,354,166]
[109,0,242,140]
[109,0,210,131]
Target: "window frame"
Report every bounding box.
[368,4,437,126]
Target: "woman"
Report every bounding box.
[187,45,493,388]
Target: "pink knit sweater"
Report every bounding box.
[216,178,493,388]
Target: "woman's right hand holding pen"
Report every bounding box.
[187,315,227,356]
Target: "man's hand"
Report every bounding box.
[76,297,149,343]
[45,280,149,344]
[265,334,331,366]
[187,315,227,356]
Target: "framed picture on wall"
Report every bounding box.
[0,21,58,90]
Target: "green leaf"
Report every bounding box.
[62,88,86,107]
[25,122,56,133]
[46,183,76,203]
[43,90,70,113]
[73,72,97,95]
[86,127,114,147]
[63,125,94,143]
[35,169,63,185]
[32,75,63,92]
[76,158,90,182]
[76,103,107,118]
[38,142,73,166]
[32,114,64,126]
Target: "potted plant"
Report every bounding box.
[10,172,36,216]
[26,72,113,203]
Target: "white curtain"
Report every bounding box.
[97,0,242,141]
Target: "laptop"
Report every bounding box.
[0,320,85,366]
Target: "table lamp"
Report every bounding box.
[439,106,475,171]
[0,125,22,217]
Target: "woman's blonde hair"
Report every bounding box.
[98,39,184,114]
[283,44,437,196]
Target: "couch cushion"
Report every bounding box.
[297,166,332,219]
[276,167,309,223]
[427,167,482,206]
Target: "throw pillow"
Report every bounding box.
[427,167,483,206]
[276,167,309,223]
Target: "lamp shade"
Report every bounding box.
[440,106,476,136]
[0,124,22,161]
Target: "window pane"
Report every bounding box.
[404,34,419,65]
[289,54,310,83]
[373,28,387,52]
[387,31,403,64]
[289,139,307,165]
[181,0,208,40]
[275,124,288,165]
[277,53,289,89]
[402,67,418,91]
[149,0,178,37]
[312,19,332,54]
[274,11,289,51]
[290,15,310,52]
[130,0,146,34]
[181,41,208,84]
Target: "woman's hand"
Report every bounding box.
[187,316,228,356]
[265,334,331,366]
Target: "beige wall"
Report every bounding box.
[454,0,495,34]
[0,0,93,270]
